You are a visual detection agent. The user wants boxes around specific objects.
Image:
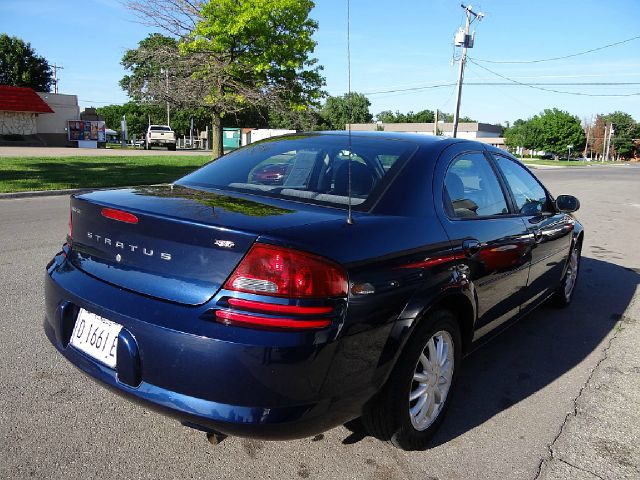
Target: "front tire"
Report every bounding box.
[551,241,581,308]
[362,309,462,450]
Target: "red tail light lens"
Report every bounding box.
[224,244,348,298]
[215,310,331,330]
[101,208,139,224]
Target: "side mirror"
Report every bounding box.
[556,194,580,213]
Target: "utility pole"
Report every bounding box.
[605,123,614,161]
[52,64,64,93]
[452,4,483,138]
[160,67,170,126]
[433,109,438,135]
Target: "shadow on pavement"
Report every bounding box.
[343,257,639,447]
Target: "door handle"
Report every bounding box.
[529,229,543,243]
[462,239,481,257]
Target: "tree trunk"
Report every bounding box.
[211,111,223,159]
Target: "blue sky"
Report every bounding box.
[2,0,639,125]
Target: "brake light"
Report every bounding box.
[101,208,139,224]
[224,244,348,298]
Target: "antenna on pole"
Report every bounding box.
[452,4,483,138]
[346,0,354,225]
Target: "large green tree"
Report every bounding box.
[0,34,53,91]
[602,111,639,159]
[124,1,325,157]
[506,109,584,155]
[321,92,372,130]
[536,109,585,155]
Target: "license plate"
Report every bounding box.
[69,308,122,368]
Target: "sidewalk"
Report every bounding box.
[538,288,640,479]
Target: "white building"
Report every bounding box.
[347,122,506,149]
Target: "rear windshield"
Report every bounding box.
[176,134,417,209]
[150,126,172,131]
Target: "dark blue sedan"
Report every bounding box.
[44,132,583,450]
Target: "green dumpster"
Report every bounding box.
[223,128,241,151]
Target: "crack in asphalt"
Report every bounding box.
[557,458,606,480]
[533,327,621,480]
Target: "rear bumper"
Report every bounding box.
[43,254,381,439]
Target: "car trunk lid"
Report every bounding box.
[67,185,345,305]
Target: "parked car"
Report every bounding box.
[145,124,176,151]
[44,132,583,450]
[250,162,292,185]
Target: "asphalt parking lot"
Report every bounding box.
[1,164,638,479]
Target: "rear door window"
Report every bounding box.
[444,152,509,218]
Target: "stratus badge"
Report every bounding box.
[214,239,235,249]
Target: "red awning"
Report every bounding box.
[0,85,54,113]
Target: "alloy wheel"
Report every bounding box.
[409,330,455,431]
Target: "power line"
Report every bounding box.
[365,83,457,95]
[362,81,640,97]
[471,34,640,64]
[467,59,640,97]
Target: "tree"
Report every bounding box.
[0,34,53,91]
[591,115,607,157]
[602,111,639,159]
[96,102,164,138]
[375,109,439,123]
[504,117,543,153]
[507,109,584,156]
[124,1,325,158]
[536,109,585,155]
[320,92,372,130]
[269,107,324,131]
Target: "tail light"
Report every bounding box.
[101,208,139,224]
[218,243,348,330]
[224,244,348,298]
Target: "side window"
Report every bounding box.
[444,152,509,218]
[493,156,550,216]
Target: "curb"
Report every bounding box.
[0,187,97,200]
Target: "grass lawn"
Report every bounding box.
[519,158,591,167]
[0,155,212,193]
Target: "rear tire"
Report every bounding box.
[362,309,462,450]
[550,240,581,308]
[168,143,176,151]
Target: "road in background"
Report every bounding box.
[0,146,212,157]
[0,165,638,479]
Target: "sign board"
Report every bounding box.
[67,120,106,142]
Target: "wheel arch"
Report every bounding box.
[375,287,476,390]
